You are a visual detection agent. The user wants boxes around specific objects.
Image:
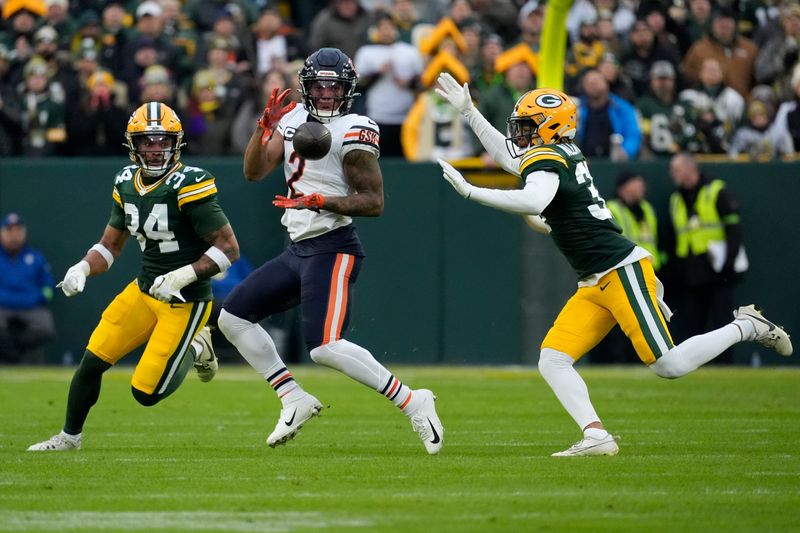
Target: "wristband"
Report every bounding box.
[90,243,114,269]
[204,246,231,273]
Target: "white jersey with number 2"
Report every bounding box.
[276,106,381,243]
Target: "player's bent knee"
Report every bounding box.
[309,339,358,369]
[648,356,688,379]
[131,386,161,407]
[538,348,575,377]
[217,308,251,339]
[309,342,338,367]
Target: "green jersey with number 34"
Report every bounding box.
[108,163,229,301]
[520,143,635,279]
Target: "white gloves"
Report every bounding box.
[434,72,475,115]
[149,264,197,303]
[438,159,473,199]
[57,261,91,297]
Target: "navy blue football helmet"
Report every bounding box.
[298,48,359,122]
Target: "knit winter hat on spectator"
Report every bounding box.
[517,0,543,25]
[141,64,171,86]
[76,38,98,61]
[45,0,67,9]
[713,5,737,20]
[650,61,675,79]
[77,10,100,28]
[615,170,642,190]
[136,0,162,19]
[24,56,50,78]
[2,0,46,19]
[209,37,231,51]
[1,213,25,228]
[87,69,114,90]
[34,25,58,44]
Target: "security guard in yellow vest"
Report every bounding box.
[666,153,743,363]
[607,170,662,271]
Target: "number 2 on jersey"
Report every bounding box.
[286,151,306,198]
[574,161,613,221]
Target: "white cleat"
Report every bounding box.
[27,431,81,452]
[408,389,444,455]
[734,305,793,356]
[193,326,218,382]
[552,434,619,457]
[267,393,323,448]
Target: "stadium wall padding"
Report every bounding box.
[0,158,796,366]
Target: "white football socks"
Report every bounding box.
[650,323,743,378]
[217,309,303,403]
[538,348,602,430]
[310,339,414,413]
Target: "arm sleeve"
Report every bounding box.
[185,197,230,237]
[468,170,559,215]
[462,107,520,176]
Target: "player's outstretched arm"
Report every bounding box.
[438,159,558,216]
[243,88,294,181]
[57,225,128,297]
[244,128,286,182]
[435,73,520,176]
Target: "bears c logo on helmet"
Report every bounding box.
[534,94,564,108]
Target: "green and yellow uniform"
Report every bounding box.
[520,143,673,365]
[87,162,228,394]
[108,162,226,300]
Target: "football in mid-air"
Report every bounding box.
[292,121,332,160]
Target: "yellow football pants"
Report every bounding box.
[87,280,211,395]
[541,259,674,364]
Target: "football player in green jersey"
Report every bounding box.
[28,102,240,451]
[435,72,793,456]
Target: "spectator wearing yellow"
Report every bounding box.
[402,18,473,161]
[607,171,662,271]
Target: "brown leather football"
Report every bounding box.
[292,121,332,160]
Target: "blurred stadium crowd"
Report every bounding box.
[1,0,799,161]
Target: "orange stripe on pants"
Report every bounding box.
[322,254,354,344]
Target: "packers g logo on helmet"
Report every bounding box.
[125,102,185,177]
[506,89,577,157]
[534,93,564,108]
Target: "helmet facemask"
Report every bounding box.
[506,115,546,157]
[300,77,356,122]
[126,132,183,177]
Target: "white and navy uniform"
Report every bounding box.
[223,107,381,350]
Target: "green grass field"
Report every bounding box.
[1,365,798,532]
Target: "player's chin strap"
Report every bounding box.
[90,243,114,269]
[204,246,231,273]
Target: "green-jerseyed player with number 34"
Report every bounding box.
[28,102,240,452]
[434,72,793,457]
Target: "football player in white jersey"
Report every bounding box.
[218,48,444,454]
